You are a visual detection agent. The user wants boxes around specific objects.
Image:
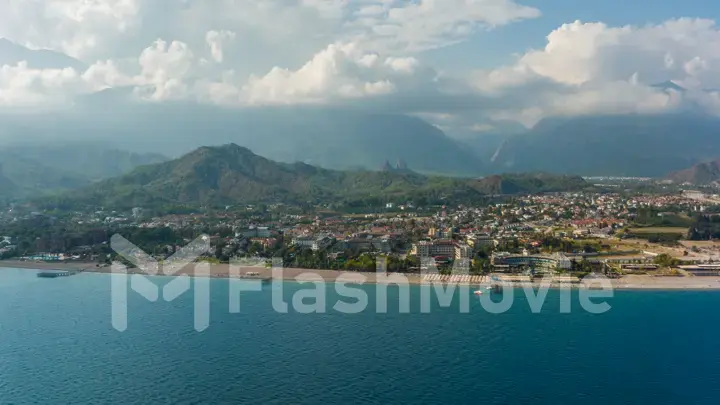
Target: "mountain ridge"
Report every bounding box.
[482,113,720,177]
[0,101,485,177]
[667,159,720,184]
[42,143,589,209]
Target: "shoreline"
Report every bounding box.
[3,260,720,291]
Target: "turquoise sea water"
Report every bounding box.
[1,268,720,404]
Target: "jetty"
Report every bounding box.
[36,269,83,278]
[238,272,272,283]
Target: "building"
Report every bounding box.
[412,241,432,257]
[678,264,720,276]
[466,233,495,248]
[491,252,572,272]
[249,238,278,249]
[428,227,453,239]
[410,240,463,258]
[292,235,314,248]
[455,243,472,260]
[239,226,271,238]
[430,240,455,256]
[312,236,336,251]
[343,237,392,253]
[619,263,659,273]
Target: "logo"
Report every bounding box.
[108,235,615,332]
[110,234,211,332]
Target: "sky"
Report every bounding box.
[1,0,720,136]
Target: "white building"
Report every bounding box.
[312,236,336,251]
[455,243,472,259]
[292,236,314,248]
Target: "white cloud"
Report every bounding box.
[347,0,541,52]
[0,61,118,106]
[0,0,142,60]
[135,39,195,100]
[241,42,422,104]
[205,30,236,63]
[0,0,539,64]
[3,1,720,134]
[510,19,720,87]
[467,18,720,127]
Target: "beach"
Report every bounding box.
[3,259,720,290]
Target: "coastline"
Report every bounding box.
[3,260,720,290]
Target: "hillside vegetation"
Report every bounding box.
[39,144,590,209]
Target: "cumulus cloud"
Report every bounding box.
[3,0,720,134]
[0,61,120,106]
[205,30,236,63]
[136,39,195,100]
[513,19,720,87]
[0,0,539,63]
[0,0,142,60]
[466,18,720,127]
[241,43,420,105]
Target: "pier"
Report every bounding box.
[238,275,273,283]
[36,270,83,278]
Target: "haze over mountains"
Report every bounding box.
[3,39,720,179]
[0,143,166,198]
[6,95,720,179]
[473,113,720,177]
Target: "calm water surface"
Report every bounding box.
[1,268,720,404]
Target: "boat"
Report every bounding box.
[485,286,493,290]
[473,290,484,295]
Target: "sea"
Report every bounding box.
[1,268,720,404]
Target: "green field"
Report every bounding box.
[628,227,688,235]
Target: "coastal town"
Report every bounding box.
[3,184,720,289]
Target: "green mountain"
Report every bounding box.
[46,144,589,209]
[667,159,720,184]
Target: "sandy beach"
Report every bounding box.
[3,260,720,290]
[0,260,101,271]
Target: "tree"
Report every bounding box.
[248,241,263,256]
[653,253,679,268]
[580,259,592,273]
